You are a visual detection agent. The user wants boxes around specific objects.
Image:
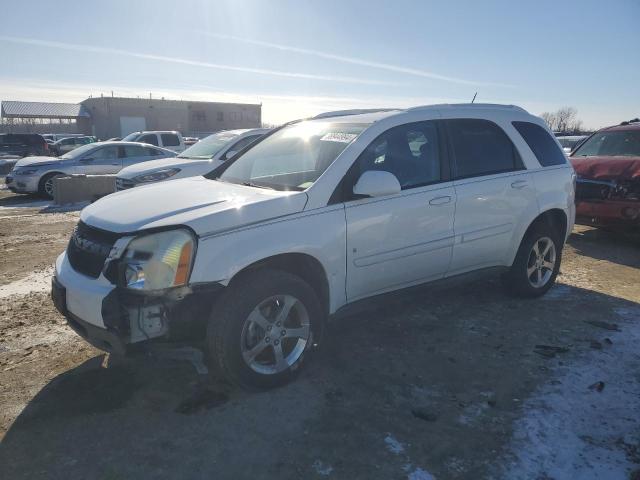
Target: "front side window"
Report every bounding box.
[513,121,566,167]
[215,121,368,191]
[447,119,522,179]
[350,121,442,191]
[572,130,640,157]
[161,133,179,146]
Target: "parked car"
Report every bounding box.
[41,133,87,143]
[50,136,97,156]
[115,128,270,190]
[121,131,186,153]
[6,141,175,198]
[0,133,49,158]
[557,135,588,154]
[570,119,640,230]
[51,104,575,389]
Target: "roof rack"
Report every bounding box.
[312,108,398,120]
[408,103,527,113]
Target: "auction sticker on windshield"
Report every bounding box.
[320,132,358,143]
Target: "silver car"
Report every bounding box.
[5,141,176,198]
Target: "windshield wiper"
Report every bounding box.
[240,181,274,190]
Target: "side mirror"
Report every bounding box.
[222,150,238,161]
[353,170,401,198]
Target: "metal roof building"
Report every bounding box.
[1,97,261,138]
[1,101,90,119]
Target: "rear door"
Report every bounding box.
[344,120,456,301]
[160,133,182,152]
[120,145,156,168]
[445,118,537,274]
[138,133,159,147]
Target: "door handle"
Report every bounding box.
[429,195,452,206]
[511,180,528,189]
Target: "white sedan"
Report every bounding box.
[115,128,270,190]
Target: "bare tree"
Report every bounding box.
[540,107,584,134]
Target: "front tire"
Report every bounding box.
[207,269,324,390]
[38,173,63,199]
[502,223,562,298]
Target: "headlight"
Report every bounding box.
[13,168,39,175]
[121,229,196,290]
[133,168,181,184]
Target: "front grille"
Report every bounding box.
[67,221,121,278]
[115,177,135,191]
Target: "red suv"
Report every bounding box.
[570,119,640,230]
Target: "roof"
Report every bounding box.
[604,121,640,132]
[1,101,90,118]
[307,103,531,125]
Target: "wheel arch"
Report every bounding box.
[227,252,331,317]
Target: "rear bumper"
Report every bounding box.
[575,200,640,228]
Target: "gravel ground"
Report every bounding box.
[0,185,638,480]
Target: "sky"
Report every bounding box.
[0,0,638,129]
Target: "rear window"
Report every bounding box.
[447,119,522,179]
[513,121,567,167]
[161,133,180,147]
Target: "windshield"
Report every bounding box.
[122,132,140,142]
[59,143,98,159]
[215,121,368,191]
[177,132,239,159]
[572,130,640,157]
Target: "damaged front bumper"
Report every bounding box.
[52,252,223,354]
[575,177,640,228]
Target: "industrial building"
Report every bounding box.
[0,96,262,139]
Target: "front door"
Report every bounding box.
[77,145,121,174]
[344,120,456,301]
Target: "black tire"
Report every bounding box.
[38,172,63,199]
[502,222,563,298]
[207,269,324,390]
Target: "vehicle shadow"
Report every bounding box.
[0,193,50,209]
[1,279,639,479]
[568,226,640,269]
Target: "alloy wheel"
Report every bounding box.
[526,236,556,288]
[240,295,311,375]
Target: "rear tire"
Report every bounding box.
[502,223,562,298]
[207,269,324,390]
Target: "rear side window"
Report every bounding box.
[161,133,179,146]
[139,134,158,146]
[513,121,566,166]
[122,145,147,157]
[447,119,522,179]
[146,147,162,156]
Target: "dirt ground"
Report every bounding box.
[0,183,639,480]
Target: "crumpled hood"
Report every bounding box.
[570,156,640,180]
[13,156,61,168]
[118,157,217,178]
[81,176,308,234]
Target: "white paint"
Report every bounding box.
[494,306,640,479]
[311,460,333,476]
[384,434,405,455]
[0,267,54,299]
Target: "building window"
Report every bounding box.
[192,111,206,122]
[217,112,224,122]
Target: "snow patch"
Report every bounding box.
[384,434,405,454]
[494,306,640,479]
[407,467,436,480]
[311,460,333,476]
[0,267,54,299]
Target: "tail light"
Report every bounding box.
[44,142,49,152]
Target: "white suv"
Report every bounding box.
[51,104,575,389]
[121,131,186,153]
